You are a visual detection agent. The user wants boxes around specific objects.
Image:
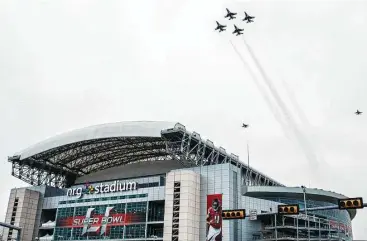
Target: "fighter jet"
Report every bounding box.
[215,21,226,32]
[243,12,255,23]
[232,25,244,36]
[355,109,363,115]
[242,123,249,128]
[225,8,237,20]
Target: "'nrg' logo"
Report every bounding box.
[82,183,96,196]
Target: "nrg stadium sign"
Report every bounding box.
[66,180,138,198]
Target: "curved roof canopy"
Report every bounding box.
[9,121,283,188]
[17,121,176,160]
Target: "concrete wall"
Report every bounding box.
[3,188,42,241]
[163,170,200,241]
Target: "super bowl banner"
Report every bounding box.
[56,206,145,236]
[206,194,223,241]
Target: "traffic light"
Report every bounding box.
[277,204,299,215]
[338,197,364,210]
[222,209,246,220]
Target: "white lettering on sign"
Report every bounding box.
[73,216,124,225]
[66,181,138,198]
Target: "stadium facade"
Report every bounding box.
[3,121,357,241]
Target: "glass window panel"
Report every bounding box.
[126,202,147,223]
[125,224,145,239]
[109,226,124,239]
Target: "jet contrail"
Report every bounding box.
[281,79,311,128]
[281,78,329,178]
[229,40,292,139]
[241,37,321,168]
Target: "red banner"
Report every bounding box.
[57,213,146,228]
[206,194,222,241]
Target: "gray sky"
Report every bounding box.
[1,0,367,238]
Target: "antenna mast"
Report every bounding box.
[247,142,250,185]
[247,142,250,169]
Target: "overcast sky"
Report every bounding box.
[1,0,367,238]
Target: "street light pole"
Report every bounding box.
[301,186,310,241]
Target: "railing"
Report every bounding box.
[264,224,338,231]
[262,235,339,241]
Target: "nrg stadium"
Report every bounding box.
[3,121,358,241]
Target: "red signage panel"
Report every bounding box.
[206,194,222,241]
[56,206,146,236]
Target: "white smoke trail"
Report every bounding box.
[281,79,311,128]
[281,78,329,185]
[229,40,291,139]
[241,37,321,169]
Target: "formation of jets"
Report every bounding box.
[216,8,255,35]
[217,8,362,126]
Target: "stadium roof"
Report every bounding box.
[16,121,176,160]
[9,121,283,188]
